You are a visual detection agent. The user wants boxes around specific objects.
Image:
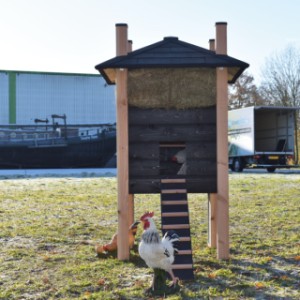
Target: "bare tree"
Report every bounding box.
[259,45,300,107]
[228,71,264,110]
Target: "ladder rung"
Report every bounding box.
[179,237,191,242]
[161,200,188,205]
[172,264,193,270]
[161,189,187,194]
[160,143,185,148]
[162,224,190,230]
[161,178,186,184]
[177,250,192,255]
[162,212,189,217]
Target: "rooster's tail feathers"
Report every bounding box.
[163,230,180,241]
[163,230,180,253]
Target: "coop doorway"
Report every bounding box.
[159,143,186,177]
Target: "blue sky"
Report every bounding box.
[1,0,300,84]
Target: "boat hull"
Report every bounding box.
[0,136,116,169]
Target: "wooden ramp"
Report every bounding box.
[160,178,194,280]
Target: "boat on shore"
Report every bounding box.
[0,114,116,169]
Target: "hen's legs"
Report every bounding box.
[168,269,179,286]
[151,273,155,290]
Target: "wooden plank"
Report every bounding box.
[177,250,193,255]
[129,142,159,160]
[162,224,190,230]
[160,143,185,148]
[116,24,129,261]
[172,264,193,270]
[129,178,161,194]
[186,142,217,160]
[185,160,217,176]
[208,193,217,248]
[161,212,189,217]
[128,194,134,228]
[161,189,187,194]
[179,237,191,242]
[129,107,216,125]
[129,159,160,176]
[129,177,217,194]
[161,178,186,183]
[161,200,188,206]
[129,161,216,179]
[186,178,217,193]
[129,124,216,143]
[216,22,229,260]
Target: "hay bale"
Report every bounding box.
[128,68,216,109]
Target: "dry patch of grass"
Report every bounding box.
[0,174,299,299]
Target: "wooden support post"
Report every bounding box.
[208,37,217,249]
[116,23,130,260]
[215,22,229,259]
[208,193,217,248]
[127,39,134,229]
[128,194,134,226]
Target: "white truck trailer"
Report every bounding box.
[228,106,299,172]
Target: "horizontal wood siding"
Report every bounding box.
[129,124,215,143]
[129,142,159,160]
[129,106,217,193]
[129,159,160,176]
[129,177,216,193]
[129,106,216,125]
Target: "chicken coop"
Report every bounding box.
[95,23,249,279]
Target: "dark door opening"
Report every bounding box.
[159,142,186,177]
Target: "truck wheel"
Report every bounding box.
[267,167,276,173]
[233,158,244,172]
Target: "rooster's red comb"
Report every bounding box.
[140,211,154,221]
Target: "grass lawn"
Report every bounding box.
[0,173,299,299]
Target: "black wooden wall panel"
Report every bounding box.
[186,160,216,176]
[129,160,160,176]
[186,142,216,159]
[128,106,217,194]
[129,143,159,160]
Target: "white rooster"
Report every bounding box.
[138,211,180,290]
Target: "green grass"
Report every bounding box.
[0,174,299,299]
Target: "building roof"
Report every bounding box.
[254,106,300,111]
[95,36,249,84]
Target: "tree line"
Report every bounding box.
[229,45,300,110]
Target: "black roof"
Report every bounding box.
[95,36,249,84]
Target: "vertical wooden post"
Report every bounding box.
[127,38,135,229]
[208,193,217,248]
[128,194,134,226]
[207,38,217,248]
[115,23,130,260]
[215,22,229,259]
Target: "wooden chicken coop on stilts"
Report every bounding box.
[95,22,249,279]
